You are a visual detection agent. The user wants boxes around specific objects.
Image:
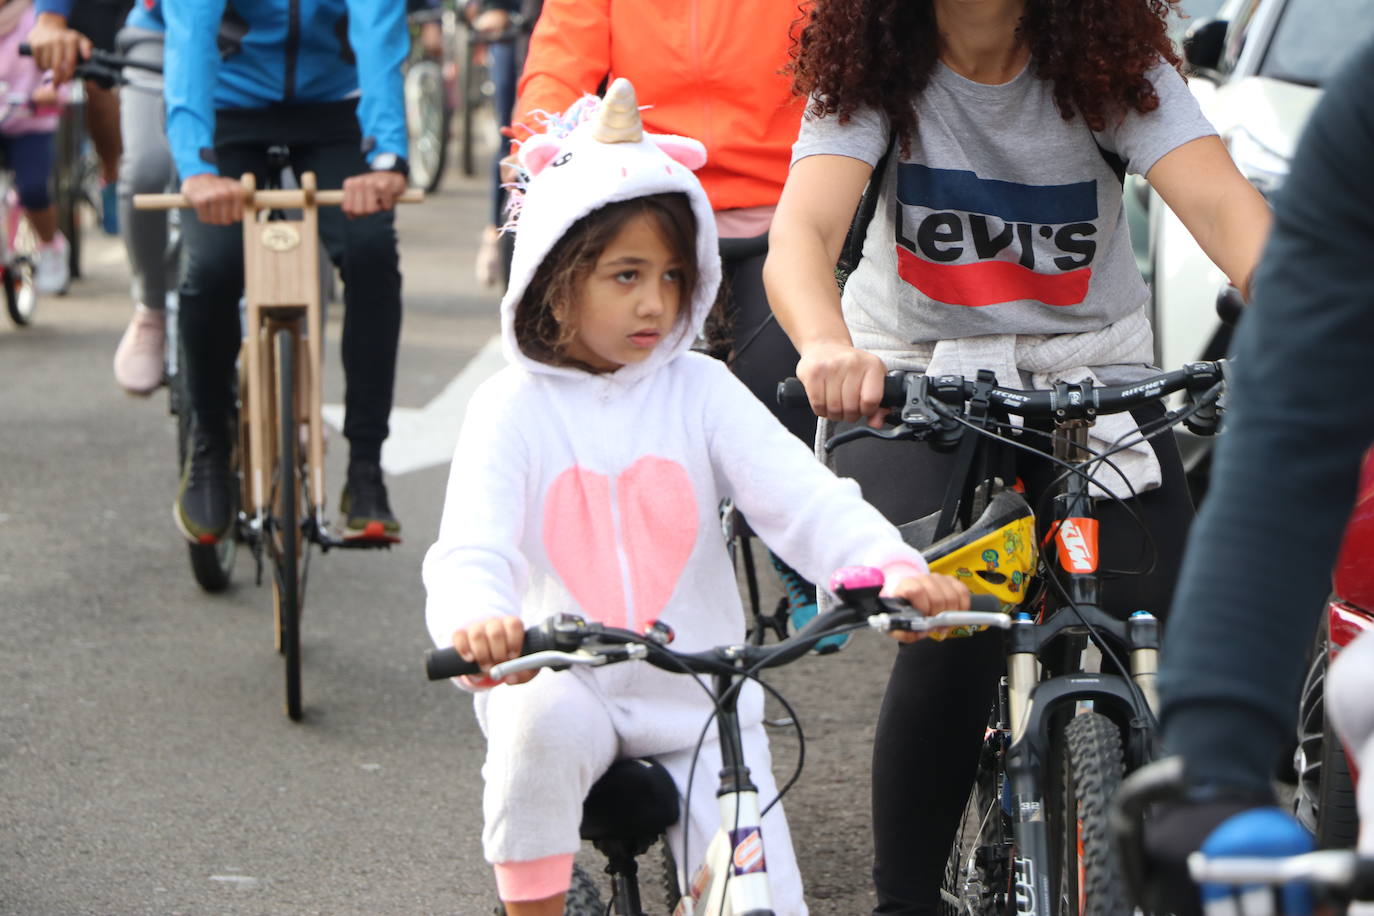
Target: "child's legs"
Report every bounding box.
[655,723,807,916]
[7,132,58,242]
[479,670,618,901]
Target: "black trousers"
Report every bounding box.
[830,403,1196,915]
[178,102,402,465]
[719,239,815,446]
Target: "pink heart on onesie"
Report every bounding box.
[543,456,699,632]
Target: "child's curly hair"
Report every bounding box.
[790,0,1183,155]
[514,193,701,369]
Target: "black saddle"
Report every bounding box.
[581,758,679,851]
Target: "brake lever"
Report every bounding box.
[824,422,924,452]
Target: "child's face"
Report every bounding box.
[562,211,685,372]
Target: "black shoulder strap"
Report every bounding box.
[1094,136,1127,187]
[837,142,893,275]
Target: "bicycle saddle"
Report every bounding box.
[581,758,680,846]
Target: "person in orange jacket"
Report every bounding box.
[506,0,847,651]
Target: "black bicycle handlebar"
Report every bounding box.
[19,44,164,89]
[778,362,1225,420]
[425,594,1002,680]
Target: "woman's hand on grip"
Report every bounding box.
[795,341,888,427]
[451,616,536,686]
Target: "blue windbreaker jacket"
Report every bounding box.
[163,0,407,179]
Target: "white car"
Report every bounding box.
[1147,0,1370,372]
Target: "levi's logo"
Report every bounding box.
[894,164,1100,307]
[1054,518,1099,574]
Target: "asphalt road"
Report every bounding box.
[0,164,904,914]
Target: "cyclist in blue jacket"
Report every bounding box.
[164,0,410,545]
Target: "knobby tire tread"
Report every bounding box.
[1055,712,1130,916]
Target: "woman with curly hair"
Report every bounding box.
[763,0,1270,912]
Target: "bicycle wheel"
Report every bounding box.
[175,358,237,592]
[488,866,602,916]
[941,731,1011,916]
[405,59,451,194]
[272,327,303,721]
[659,836,683,911]
[4,216,37,326]
[1047,712,1130,916]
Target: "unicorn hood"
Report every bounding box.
[498,78,721,385]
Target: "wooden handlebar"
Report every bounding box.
[132,188,426,211]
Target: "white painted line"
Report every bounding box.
[323,334,507,477]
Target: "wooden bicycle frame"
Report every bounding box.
[238,171,325,535]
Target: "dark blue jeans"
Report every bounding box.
[178,101,402,464]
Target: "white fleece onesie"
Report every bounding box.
[422,80,930,913]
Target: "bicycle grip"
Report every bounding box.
[424,625,559,681]
[776,376,906,411]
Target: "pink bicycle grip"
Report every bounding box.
[829,565,886,593]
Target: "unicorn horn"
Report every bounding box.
[592,78,643,143]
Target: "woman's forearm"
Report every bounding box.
[763,223,853,352]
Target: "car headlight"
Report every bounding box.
[1226,126,1290,198]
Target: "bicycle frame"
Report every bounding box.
[918,373,1167,916]
[238,171,325,538]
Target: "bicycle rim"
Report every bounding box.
[405,60,450,193]
[272,328,303,721]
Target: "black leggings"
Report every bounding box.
[719,240,815,446]
[830,403,1196,915]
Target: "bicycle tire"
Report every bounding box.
[405,59,451,194]
[273,328,303,721]
[941,731,1011,916]
[175,364,237,593]
[488,866,602,916]
[659,836,684,911]
[3,255,36,326]
[459,39,482,177]
[1047,712,1130,916]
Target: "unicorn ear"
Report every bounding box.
[651,134,707,171]
[518,134,563,176]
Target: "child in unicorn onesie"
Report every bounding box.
[422,78,971,916]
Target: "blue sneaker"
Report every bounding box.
[100,183,119,235]
[770,552,849,654]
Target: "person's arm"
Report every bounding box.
[508,0,609,141]
[1160,37,1374,792]
[763,153,889,425]
[422,382,532,684]
[1146,134,1272,301]
[347,0,408,168]
[702,361,929,592]
[26,0,89,84]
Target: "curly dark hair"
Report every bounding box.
[791,0,1182,153]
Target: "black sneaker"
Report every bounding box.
[340,460,401,542]
[174,426,233,544]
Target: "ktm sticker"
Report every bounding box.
[1055,518,1099,574]
[730,828,767,876]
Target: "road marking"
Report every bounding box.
[323,334,506,477]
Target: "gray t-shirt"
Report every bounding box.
[792,60,1215,348]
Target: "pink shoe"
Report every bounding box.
[112,304,167,396]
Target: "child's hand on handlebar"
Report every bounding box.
[26,14,92,85]
[451,616,537,686]
[795,341,890,427]
[182,174,246,226]
[886,574,972,643]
